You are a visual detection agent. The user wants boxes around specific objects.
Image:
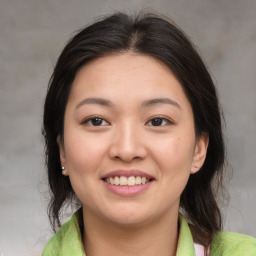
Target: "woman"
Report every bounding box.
[42,12,256,255]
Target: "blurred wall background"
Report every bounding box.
[0,0,255,255]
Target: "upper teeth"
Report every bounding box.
[105,176,150,186]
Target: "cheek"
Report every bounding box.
[64,132,107,175]
[153,136,195,170]
[146,136,196,213]
[64,133,108,206]
[151,135,195,198]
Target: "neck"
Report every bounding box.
[82,208,179,256]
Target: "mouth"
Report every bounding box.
[103,176,153,186]
[101,169,155,187]
[101,170,154,196]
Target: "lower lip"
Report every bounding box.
[103,181,153,196]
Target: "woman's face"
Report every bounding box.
[59,54,208,226]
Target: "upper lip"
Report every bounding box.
[101,169,155,179]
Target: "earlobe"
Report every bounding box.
[191,133,209,174]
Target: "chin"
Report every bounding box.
[102,206,155,227]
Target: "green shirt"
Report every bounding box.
[42,212,256,255]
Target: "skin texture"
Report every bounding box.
[59,54,208,256]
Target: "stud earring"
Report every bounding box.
[62,166,68,175]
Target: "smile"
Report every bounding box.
[102,170,155,195]
[104,176,152,186]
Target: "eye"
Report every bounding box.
[147,117,172,127]
[83,116,110,126]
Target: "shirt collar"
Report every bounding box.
[176,214,196,256]
[48,212,196,256]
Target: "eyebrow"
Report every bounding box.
[142,98,181,109]
[76,97,181,109]
[76,97,114,109]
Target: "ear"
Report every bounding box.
[57,135,68,176]
[191,133,209,174]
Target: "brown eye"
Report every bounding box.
[91,117,103,126]
[83,117,109,126]
[151,118,163,126]
[147,117,171,127]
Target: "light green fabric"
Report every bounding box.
[42,212,256,256]
[42,213,84,256]
[176,214,196,256]
[211,231,256,255]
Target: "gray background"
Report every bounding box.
[0,0,255,255]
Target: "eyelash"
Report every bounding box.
[82,116,173,127]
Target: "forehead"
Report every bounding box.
[74,54,173,85]
[68,53,190,108]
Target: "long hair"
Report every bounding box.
[42,12,226,246]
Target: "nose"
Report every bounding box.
[108,122,147,163]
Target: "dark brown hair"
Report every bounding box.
[42,12,225,247]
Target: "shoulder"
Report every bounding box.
[42,212,85,256]
[210,231,256,256]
